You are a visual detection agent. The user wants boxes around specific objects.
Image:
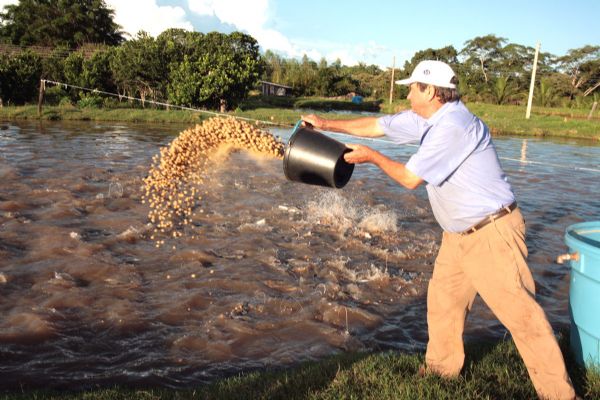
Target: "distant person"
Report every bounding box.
[302,60,576,400]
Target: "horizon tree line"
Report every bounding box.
[0,0,598,109]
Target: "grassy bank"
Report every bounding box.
[1,336,598,399]
[0,101,598,141]
[382,100,600,141]
[239,95,382,112]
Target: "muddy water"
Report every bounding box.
[0,121,599,389]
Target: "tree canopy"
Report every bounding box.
[0,0,598,111]
[557,45,600,97]
[168,32,263,109]
[0,0,124,47]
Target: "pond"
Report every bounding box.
[0,120,599,389]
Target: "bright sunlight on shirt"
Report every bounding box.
[378,101,515,232]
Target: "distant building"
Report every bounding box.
[260,81,292,96]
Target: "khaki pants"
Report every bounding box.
[425,208,575,400]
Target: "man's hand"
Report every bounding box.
[343,144,378,164]
[300,114,326,129]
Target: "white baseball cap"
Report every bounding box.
[396,60,456,89]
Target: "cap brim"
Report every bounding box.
[395,78,413,86]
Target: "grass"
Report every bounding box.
[0,104,208,124]
[239,95,382,112]
[1,335,598,399]
[381,100,600,141]
[0,99,598,141]
[292,98,382,112]
[1,98,598,399]
[468,103,600,141]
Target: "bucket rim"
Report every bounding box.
[285,120,304,152]
[283,120,304,179]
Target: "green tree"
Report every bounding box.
[283,58,303,92]
[63,49,114,92]
[168,32,263,110]
[297,54,319,95]
[403,45,459,75]
[110,32,167,104]
[541,72,573,103]
[313,58,335,96]
[497,43,534,95]
[0,0,124,48]
[346,62,387,99]
[310,58,362,97]
[262,50,285,84]
[557,45,600,97]
[460,34,507,86]
[41,46,70,82]
[535,78,557,107]
[156,28,204,68]
[62,51,84,87]
[488,75,519,105]
[401,45,459,98]
[332,74,360,96]
[0,50,42,105]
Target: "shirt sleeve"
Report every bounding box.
[405,122,482,186]
[378,111,423,144]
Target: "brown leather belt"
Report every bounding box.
[460,202,518,235]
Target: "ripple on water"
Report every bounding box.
[0,312,56,344]
[0,123,598,389]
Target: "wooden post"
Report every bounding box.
[37,79,45,117]
[526,42,541,120]
[389,56,395,105]
[588,101,598,120]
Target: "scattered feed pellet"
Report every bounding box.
[142,117,285,245]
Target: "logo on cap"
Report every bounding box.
[423,69,430,75]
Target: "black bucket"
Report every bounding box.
[283,121,354,188]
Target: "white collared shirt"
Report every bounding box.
[378,101,515,232]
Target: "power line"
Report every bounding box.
[39,79,599,174]
[41,79,292,128]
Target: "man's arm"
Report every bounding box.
[301,114,385,138]
[344,144,423,190]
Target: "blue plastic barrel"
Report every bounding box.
[564,221,600,368]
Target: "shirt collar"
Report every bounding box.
[426,100,460,125]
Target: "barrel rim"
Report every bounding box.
[566,221,600,250]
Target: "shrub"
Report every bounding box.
[102,97,121,108]
[77,94,103,108]
[0,51,43,105]
[44,86,68,105]
[58,96,74,107]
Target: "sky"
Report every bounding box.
[1,0,599,69]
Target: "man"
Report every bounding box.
[301,60,575,400]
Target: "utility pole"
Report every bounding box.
[526,42,541,119]
[38,79,46,117]
[389,56,395,105]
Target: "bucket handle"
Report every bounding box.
[556,252,579,264]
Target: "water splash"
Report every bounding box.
[306,191,398,235]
